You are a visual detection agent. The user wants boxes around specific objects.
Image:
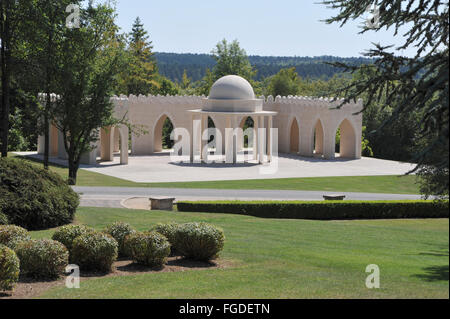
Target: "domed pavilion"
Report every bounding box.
[188,75,277,164]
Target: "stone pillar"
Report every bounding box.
[267,116,273,162]
[189,115,194,163]
[225,116,233,163]
[100,126,114,161]
[253,116,259,161]
[258,116,265,163]
[201,114,208,161]
[119,125,129,165]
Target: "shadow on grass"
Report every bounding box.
[167,257,217,268]
[413,265,449,282]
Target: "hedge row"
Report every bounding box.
[177,200,449,220]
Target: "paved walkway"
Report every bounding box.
[73,186,423,208]
[18,152,416,183]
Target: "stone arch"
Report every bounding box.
[288,116,300,154]
[100,125,129,164]
[238,116,255,150]
[312,119,324,157]
[335,118,357,158]
[153,113,176,152]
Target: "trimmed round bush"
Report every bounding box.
[0,157,79,230]
[71,232,118,273]
[52,224,95,252]
[15,239,68,279]
[0,212,8,225]
[124,231,170,267]
[0,225,31,250]
[175,223,225,261]
[104,222,136,257]
[0,244,20,291]
[150,223,179,255]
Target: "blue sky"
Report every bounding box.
[112,0,415,57]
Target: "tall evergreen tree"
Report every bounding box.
[321,0,449,197]
[116,17,158,95]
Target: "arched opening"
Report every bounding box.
[154,114,175,152]
[313,120,324,157]
[335,119,357,158]
[207,116,216,145]
[289,118,300,154]
[239,116,254,149]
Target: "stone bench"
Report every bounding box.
[149,196,176,211]
[323,194,346,201]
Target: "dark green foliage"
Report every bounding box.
[162,117,174,149]
[0,244,20,291]
[266,67,300,97]
[0,212,8,225]
[0,225,30,250]
[15,239,68,279]
[71,232,118,273]
[321,0,449,197]
[177,200,449,220]
[155,52,373,82]
[0,158,79,230]
[104,222,136,257]
[174,222,225,261]
[124,231,170,267]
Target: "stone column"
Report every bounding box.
[253,116,259,161]
[225,115,233,163]
[258,116,265,164]
[189,114,195,163]
[267,116,273,162]
[100,126,114,161]
[119,125,129,165]
[201,114,208,161]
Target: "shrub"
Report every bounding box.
[0,225,31,250]
[0,158,79,230]
[71,232,118,273]
[175,223,225,261]
[104,222,136,257]
[0,245,20,291]
[52,224,95,251]
[0,212,8,225]
[15,239,68,279]
[177,200,450,220]
[124,231,170,267]
[150,223,180,255]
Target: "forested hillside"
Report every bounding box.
[155,52,374,82]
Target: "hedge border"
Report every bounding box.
[176,200,449,220]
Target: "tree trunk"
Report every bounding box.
[68,158,79,185]
[44,12,54,170]
[0,1,11,157]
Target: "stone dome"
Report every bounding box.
[209,75,255,100]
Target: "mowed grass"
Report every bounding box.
[11,153,420,194]
[32,207,448,299]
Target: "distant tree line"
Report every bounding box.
[155,52,373,82]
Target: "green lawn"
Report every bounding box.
[32,207,448,299]
[12,154,420,194]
